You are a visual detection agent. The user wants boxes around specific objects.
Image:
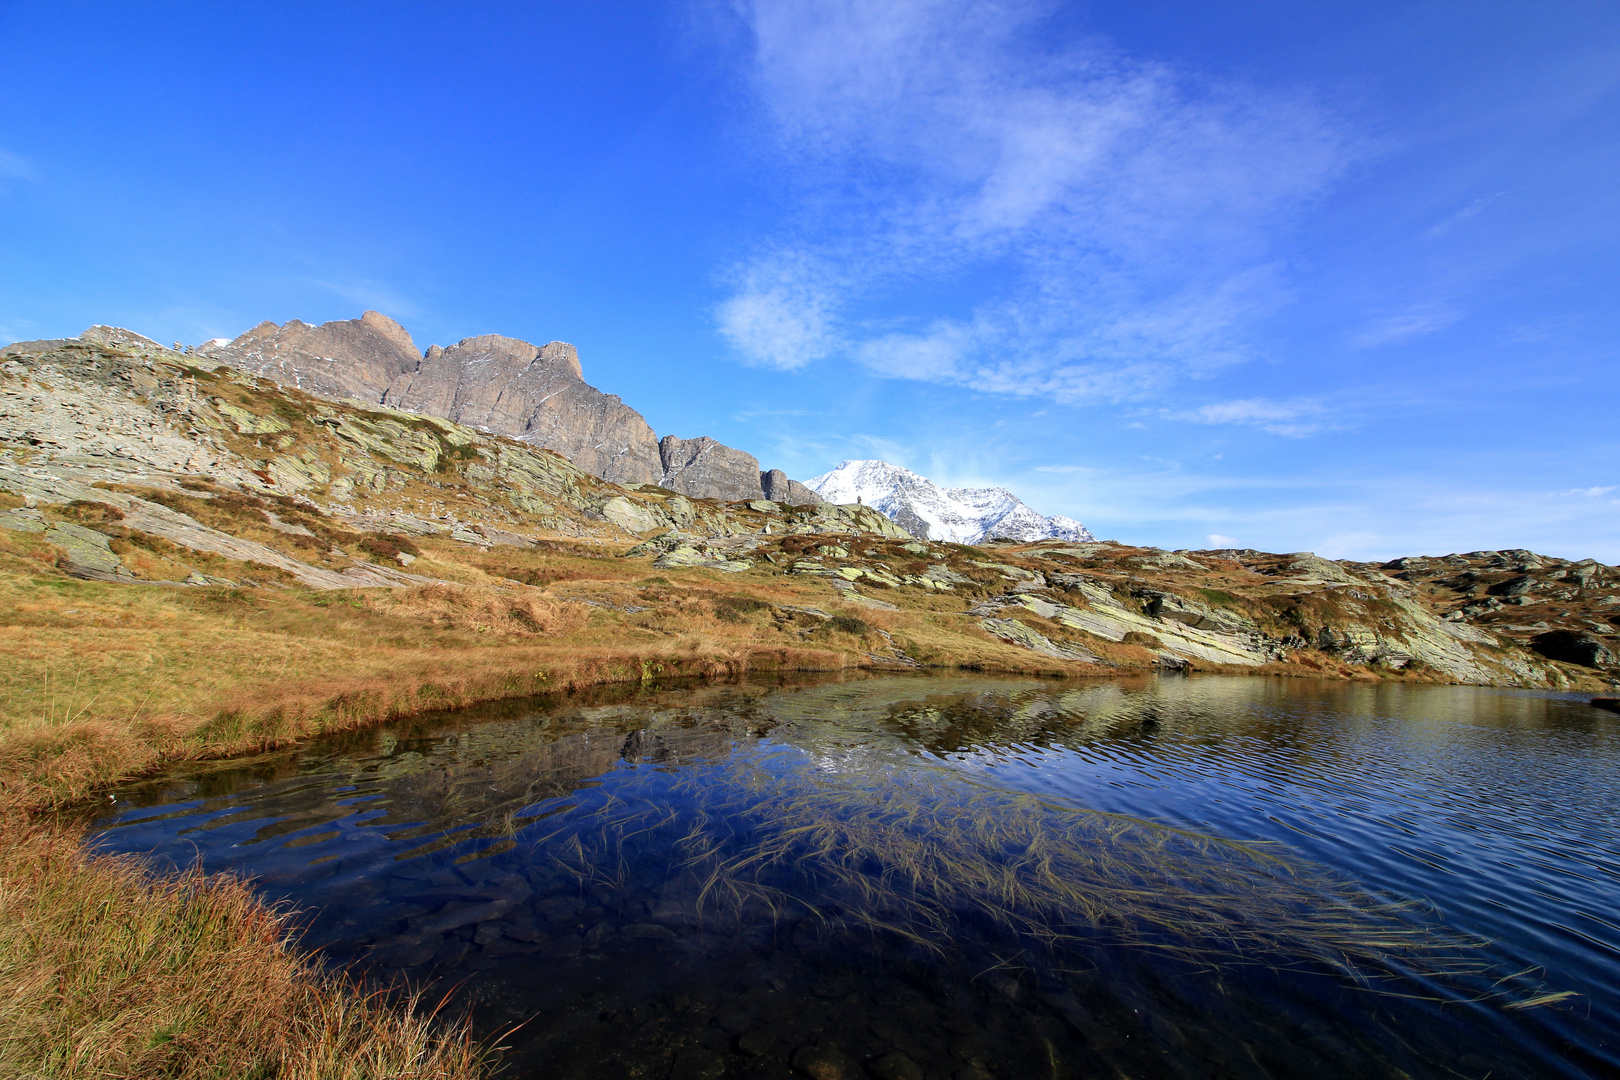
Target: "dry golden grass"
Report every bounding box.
[0,518,1103,1080]
[364,582,592,635]
[0,819,486,1080]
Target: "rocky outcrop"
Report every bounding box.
[379,335,661,486]
[760,468,823,506]
[658,436,765,501]
[200,312,822,497]
[202,311,423,403]
[204,315,663,486]
[1531,630,1616,669]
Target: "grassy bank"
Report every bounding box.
[0,819,488,1079]
[0,539,1086,1078]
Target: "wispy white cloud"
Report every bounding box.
[713,0,1351,400]
[1350,302,1463,348]
[0,147,37,183]
[1175,396,1328,437]
[1206,533,1239,547]
[715,252,838,369]
[311,278,418,320]
[1425,192,1504,237]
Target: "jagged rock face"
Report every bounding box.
[205,314,663,486]
[760,469,824,506]
[207,311,423,403]
[659,436,766,501]
[806,459,1093,544]
[380,335,661,486]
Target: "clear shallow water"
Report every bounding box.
[90,674,1620,1079]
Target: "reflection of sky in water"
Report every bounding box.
[91,675,1620,1080]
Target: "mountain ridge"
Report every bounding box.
[198,311,821,503]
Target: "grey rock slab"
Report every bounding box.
[830,578,899,610]
[416,898,517,937]
[669,1048,727,1080]
[600,495,663,534]
[979,617,1097,661]
[736,1029,777,1057]
[369,932,443,968]
[43,522,127,578]
[0,508,44,532]
[480,938,544,957]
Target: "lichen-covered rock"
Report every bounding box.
[599,496,662,534]
[979,617,1098,661]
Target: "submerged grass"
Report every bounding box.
[526,747,1493,995]
[0,819,486,1080]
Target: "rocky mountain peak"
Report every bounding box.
[78,325,168,351]
[760,469,824,506]
[358,310,419,358]
[208,311,423,403]
[195,311,821,500]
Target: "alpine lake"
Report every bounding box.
[88,673,1620,1080]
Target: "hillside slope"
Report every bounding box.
[0,320,1615,803]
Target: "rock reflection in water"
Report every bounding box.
[92,674,1616,1080]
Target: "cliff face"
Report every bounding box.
[207,311,422,404]
[380,335,661,486]
[760,469,824,507]
[187,311,830,498]
[659,436,766,501]
[205,314,662,486]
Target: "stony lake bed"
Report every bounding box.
[89,673,1620,1080]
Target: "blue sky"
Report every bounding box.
[1,1,1617,561]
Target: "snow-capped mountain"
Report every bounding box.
[805,460,1094,545]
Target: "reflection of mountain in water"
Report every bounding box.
[91,674,1606,1080]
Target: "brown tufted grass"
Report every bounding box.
[0,819,486,1080]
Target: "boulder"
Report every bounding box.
[658,435,766,501]
[599,496,662,534]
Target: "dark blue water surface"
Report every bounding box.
[91,674,1620,1079]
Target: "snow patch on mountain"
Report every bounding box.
[805,460,1094,545]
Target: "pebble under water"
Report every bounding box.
[91,674,1620,1079]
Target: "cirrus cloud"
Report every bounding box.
[712,0,1354,398]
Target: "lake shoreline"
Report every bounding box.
[0,645,1603,1078]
